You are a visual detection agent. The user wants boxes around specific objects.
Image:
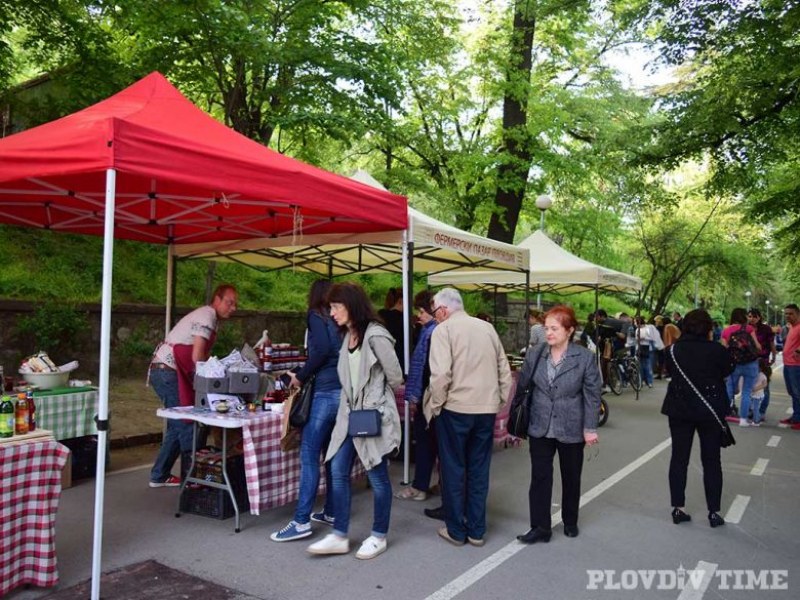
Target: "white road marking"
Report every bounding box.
[425,438,673,600]
[750,458,769,476]
[724,495,750,524]
[767,435,781,448]
[676,561,718,600]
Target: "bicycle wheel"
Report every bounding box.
[629,361,642,392]
[598,398,609,427]
[608,364,622,395]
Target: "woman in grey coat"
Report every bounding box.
[514,305,601,544]
[307,282,403,560]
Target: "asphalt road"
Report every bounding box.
[11,363,799,600]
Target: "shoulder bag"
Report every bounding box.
[288,374,315,428]
[669,345,735,448]
[507,345,546,439]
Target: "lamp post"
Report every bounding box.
[765,299,771,325]
[535,194,553,309]
[745,290,752,311]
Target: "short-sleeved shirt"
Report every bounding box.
[784,324,800,367]
[753,322,774,360]
[721,323,755,344]
[153,305,218,367]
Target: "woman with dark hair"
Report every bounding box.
[307,282,403,560]
[271,279,342,542]
[720,307,762,426]
[662,309,733,528]
[378,287,405,372]
[514,305,602,544]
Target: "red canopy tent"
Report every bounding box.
[0,72,407,599]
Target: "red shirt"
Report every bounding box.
[784,324,800,367]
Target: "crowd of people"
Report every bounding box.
[145,283,800,557]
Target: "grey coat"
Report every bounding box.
[325,322,403,470]
[511,342,602,443]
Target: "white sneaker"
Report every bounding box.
[355,535,387,560]
[739,418,750,427]
[307,533,349,555]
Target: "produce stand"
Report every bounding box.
[32,386,98,441]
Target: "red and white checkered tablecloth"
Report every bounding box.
[395,371,520,448]
[242,411,364,515]
[0,439,68,597]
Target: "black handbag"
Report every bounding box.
[669,346,735,448]
[289,374,315,428]
[507,346,545,439]
[348,409,382,437]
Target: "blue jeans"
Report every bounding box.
[726,360,759,420]
[330,437,392,537]
[150,368,193,482]
[435,409,495,542]
[639,349,653,386]
[785,365,800,422]
[412,407,437,492]
[759,378,771,417]
[294,388,340,524]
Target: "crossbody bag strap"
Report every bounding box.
[524,344,547,402]
[669,345,727,433]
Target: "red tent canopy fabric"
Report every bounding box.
[0,72,407,244]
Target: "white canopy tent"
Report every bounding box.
[429,229,641,294]
[174,170,531,482]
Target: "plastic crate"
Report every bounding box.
[179,453,249,520]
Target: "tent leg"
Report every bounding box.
[401,234,412,485]
[91,169,116,600]
[165,245,175,337]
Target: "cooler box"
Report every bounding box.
[227,371,260,394]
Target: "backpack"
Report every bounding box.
[728,325,758,365]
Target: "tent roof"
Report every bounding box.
[173,170,529,275]
[0,73,407,244]
[428,229,641,293]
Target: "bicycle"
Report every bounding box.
[607,353,642,399]
[598,397,609,427]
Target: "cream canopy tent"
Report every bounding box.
[428,229,641,293]
[174,170,531,482]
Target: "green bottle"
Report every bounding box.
[0,395,15,438]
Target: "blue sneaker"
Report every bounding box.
[270,521,312,542]
[310,512,335,526]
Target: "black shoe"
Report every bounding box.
[671,508,691,524]
[516,527,552,544]
[563,524,579,538]
[708,512,725,528]
[424,506,445,521]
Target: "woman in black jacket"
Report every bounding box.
[662,309,734,528]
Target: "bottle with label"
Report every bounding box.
[26,390,36,432]
[15,392,29,435]
[0,396,14,438]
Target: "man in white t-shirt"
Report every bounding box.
[148,284,238,487]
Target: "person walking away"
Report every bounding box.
[747,308,776,421]
[378,287,405,373]
[634,316,660,388]
[307,282,403,560]
[271,280,342,542]
[778,304,800,430]
[662,309,733,528]
[515,306,601,544]
[425,288,512,547]
[720,308,762,427]
[395,290,438,502]
[148,284,238,487]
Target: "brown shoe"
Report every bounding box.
[438,527,465,546]
[467,536,485,547]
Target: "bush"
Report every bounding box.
[16,302,90,361]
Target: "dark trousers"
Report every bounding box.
[435,409,495,541]
[528,436,584,531]
[412,407,438,492]
[668,417,722,512]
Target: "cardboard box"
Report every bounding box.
[61,447,72,489]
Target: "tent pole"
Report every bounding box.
[165,244,175,336]
[90,169,116,600]
[493,285,498,322]
[401,231,412,485]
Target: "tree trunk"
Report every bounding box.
[486,0,536,243]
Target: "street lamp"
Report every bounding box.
[535,194,553,231]
[765,299,771,325]
[745,290,752,311]
[535,194,553,309]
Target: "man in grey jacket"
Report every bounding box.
[425,288,512,546]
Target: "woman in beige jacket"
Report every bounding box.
[307,282,403,560]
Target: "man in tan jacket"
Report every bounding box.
[425,288,512,546]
